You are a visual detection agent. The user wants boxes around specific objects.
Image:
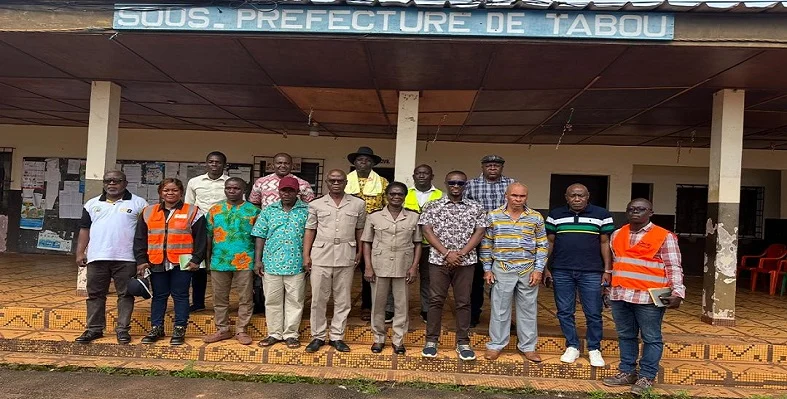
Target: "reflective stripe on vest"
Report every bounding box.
[142,203,197,264]
[610,224,670,290]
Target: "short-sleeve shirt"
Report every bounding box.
[80,190,148,263]
[251,199,309,275]
[361,207,422,278]
[206,200,258,272]
[418,197,489,266]
[306,195,366,267]
[184,173,229,214]
[545,204,615,272]
[463,175,516,212]
[248,173,314,208]
[355,176,389,214]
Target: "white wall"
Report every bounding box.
[3,124,787,213]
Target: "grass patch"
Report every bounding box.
[589,390,608,399]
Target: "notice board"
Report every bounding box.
[18,157,252,255]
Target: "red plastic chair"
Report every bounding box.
[773,260,787,296]
[743,244,787,293]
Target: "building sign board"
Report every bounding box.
[113,5,674,40]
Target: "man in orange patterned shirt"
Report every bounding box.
[202,178,259,345]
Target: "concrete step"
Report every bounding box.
[1,328,786,390]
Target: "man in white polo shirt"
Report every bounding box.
[74,170,148,345]
[185,151,230,312]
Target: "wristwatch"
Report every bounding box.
[603,270,613,274]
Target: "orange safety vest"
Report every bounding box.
[611,224,670,290]
[142,203,198,265]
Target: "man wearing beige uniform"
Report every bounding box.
[304,169,366,353]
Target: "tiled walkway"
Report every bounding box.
[2,253,787,397]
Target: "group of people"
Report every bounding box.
[74,146,685,396]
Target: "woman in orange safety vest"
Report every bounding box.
[133,178,207,346]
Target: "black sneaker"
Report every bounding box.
[384,311,394,324]
[305,339,325,353]
[189,304,206,313]
[116,331,132,345]
[329,340,351,352]
[74,330,103,344]
[170,326,186,346]
[603,372,639,387]
[420,311,428,323]
[141,325,165,344]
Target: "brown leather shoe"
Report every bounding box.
[523,351,542,363]
[235,332,252,345]
[484,349,501,360]
[203,330,233,343]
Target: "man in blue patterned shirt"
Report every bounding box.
[463,154,516,327]
[479,182,548,363]
[251,176,309,349]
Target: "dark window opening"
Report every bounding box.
[254,156,325,196]
[548,174,609,210]
[0,149,12,215]
[674,184,764,239]
[631,182,653,202]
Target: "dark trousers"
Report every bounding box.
[611,300,666,379]
[360,258,372,310]
[151,267,193,327]
[418,245,431,313]
[552,268,604,350]
[191,268,207,308]
[86,261,137,333]
[426,263,474,345]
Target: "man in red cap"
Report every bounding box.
[251,176,310,349]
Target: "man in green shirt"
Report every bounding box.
[202,177,258,346]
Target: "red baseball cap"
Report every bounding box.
[279,176,299,191]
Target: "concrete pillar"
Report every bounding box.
[609,168,633,227]
[84,81,121,201]
[702,89,744,326]
[394,91,419,186]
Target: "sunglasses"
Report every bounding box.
[446,180,466,187]
[103,178,125,184]
[327,179,346,184]
[626,206,650,213]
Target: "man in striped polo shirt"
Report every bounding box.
[546,183,615,368]
[480,183,548,362]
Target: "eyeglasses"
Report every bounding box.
[103,178,125,184]
[446,180,466,187]
[327,179,346,184]
[626,206,650,213]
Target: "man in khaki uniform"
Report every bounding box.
[362,182,422,354]
[304,169,366,353]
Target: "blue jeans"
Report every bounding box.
[150,267,193,327]
[552,269,603,350]
[610,300,666,379]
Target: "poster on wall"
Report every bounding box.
[20,193,45,230]
[144,162,165,184]
[22,161,45,189]
[36,230,73,252]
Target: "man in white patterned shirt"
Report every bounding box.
[603,198,684,396]
[249,153,314,209]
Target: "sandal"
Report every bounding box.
[285,338,301,349]
[257,336,282,347]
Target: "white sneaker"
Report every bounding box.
[560,347,581,363]
[588,349,606,367]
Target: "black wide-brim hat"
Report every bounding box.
[347,146,382,165]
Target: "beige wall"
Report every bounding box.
[3,124,787,213]
[632,165,782,218]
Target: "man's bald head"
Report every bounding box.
[505,182,528,211]
[506,182,528,195]
[565,183,590,212]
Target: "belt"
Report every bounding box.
[317,238,355,245]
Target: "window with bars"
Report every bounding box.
[674,184,764,239]
[253,156,325,196]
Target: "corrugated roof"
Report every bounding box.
[283,0,787,12]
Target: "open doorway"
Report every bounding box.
[548,174,609,210]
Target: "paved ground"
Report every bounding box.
[0,369,575,399]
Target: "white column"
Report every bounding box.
[702,88,744,326]
[84,81,121,201]
[394,91,419,186]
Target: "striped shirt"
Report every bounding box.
[480,205,549,274]
[546,204,615,272]
[609,222,685,304]
[464,175,516,212]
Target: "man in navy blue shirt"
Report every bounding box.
[546,183,614,368]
